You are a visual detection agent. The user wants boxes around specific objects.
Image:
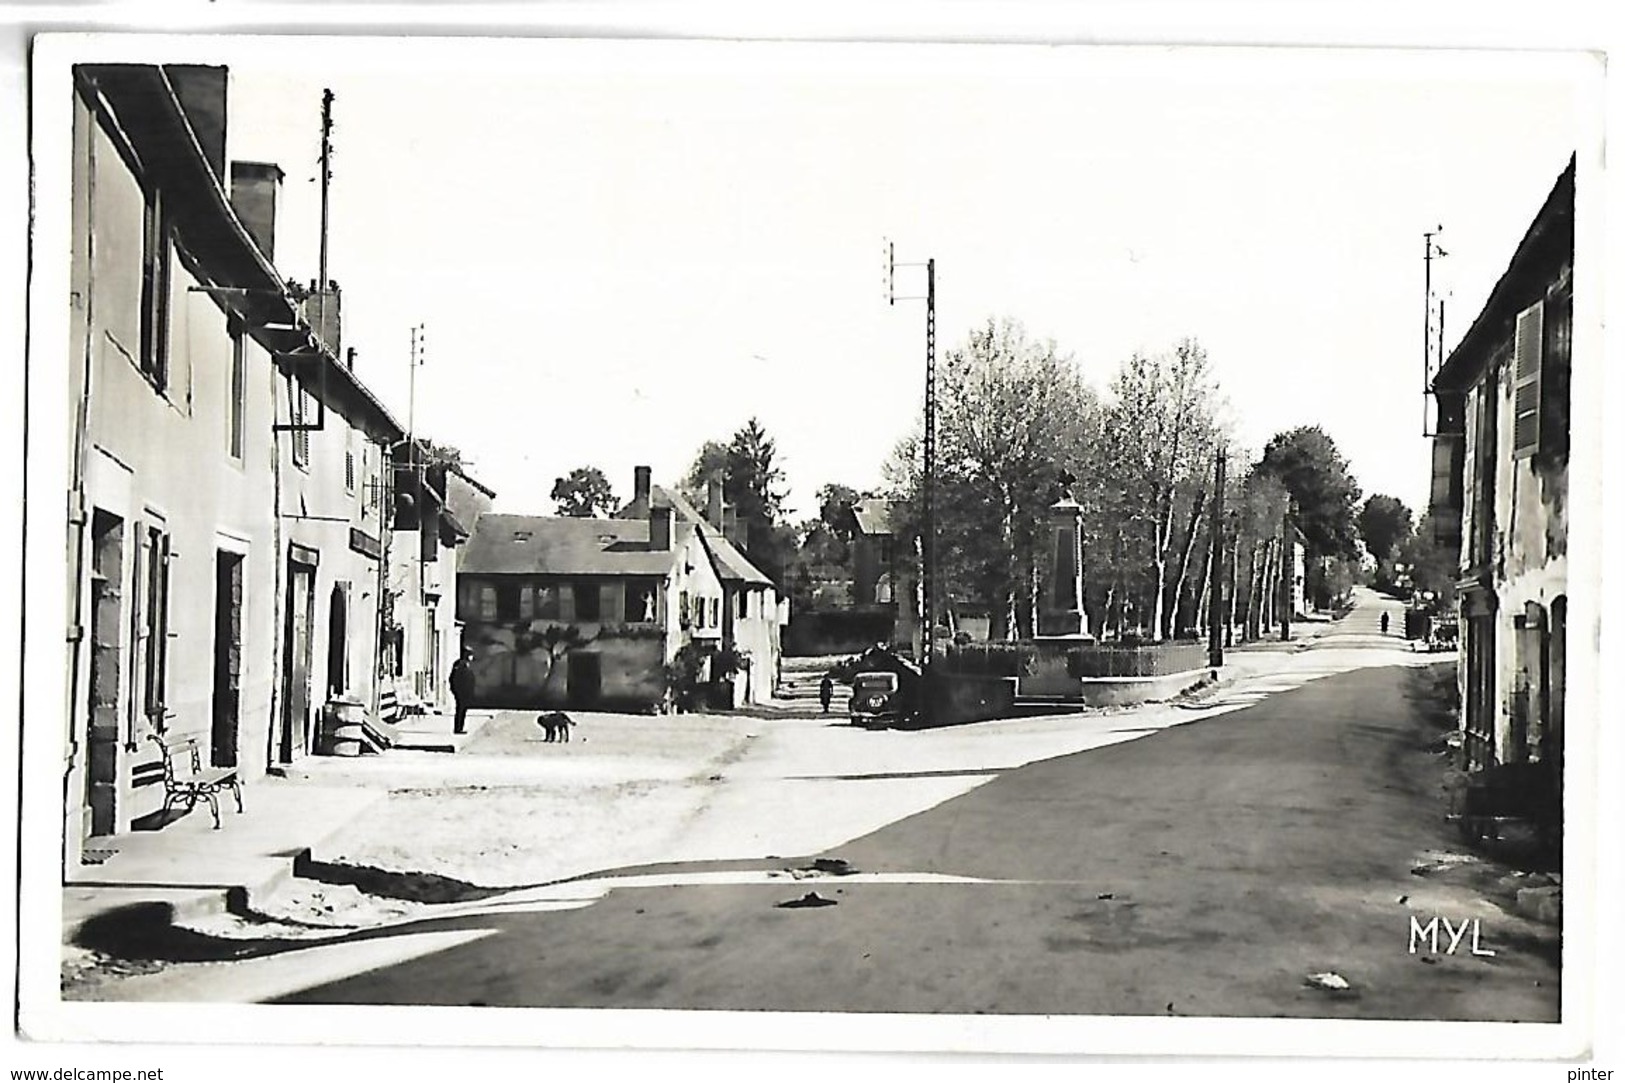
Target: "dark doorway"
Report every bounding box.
[85,511,124,839]
[212,551,244,768]
[281,561,315,763]
[327,582,349,697]
[424,605,439,703]
[566,652,602,709]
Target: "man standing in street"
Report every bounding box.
[819,674,834,714]
[450,646,476,735]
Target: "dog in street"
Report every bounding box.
[537,711,575,743]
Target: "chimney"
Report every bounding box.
[722,506,740,544]
[650,504,673,552]
[307,279,341,358]
[229,161,283,261]
[707,475,724,528]
[634,465,652,506]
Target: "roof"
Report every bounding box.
[461,514,692,577]
[617,483,775,587]
[702,531,774,587]
[450,462,496,499]
[1433,156,1575,392]
[851,497,892,536]
[78,64,405,444]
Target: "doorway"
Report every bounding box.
[212,550,244,768]
[424,605,439,703]
[327,582,349,697]
[280,560,315,763]
[566,652,602,709]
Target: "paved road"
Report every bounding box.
[265,660,1555,1021]
[1308,586,1411,649]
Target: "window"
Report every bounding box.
[477,584,498,621]
[289,378,311,467]
[140,524,171,728]
[139,185,171,389]
[679,590,691,627]
[626,580,657,623]
[345,430,356,493]
[710,598,720,627]
[1471,366,1499,566]
[574,579,601,621]
[736,590,748,620]
[227,327,245,460]
[496,582,523,620]
[535,583,560,620]
[693,595,706,629]
[1512,300,1544,459]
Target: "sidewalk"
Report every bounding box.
[61,710,498,946]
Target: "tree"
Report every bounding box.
[816,483,863,541]
[1256,426,1363,559]
[678,440,730,508]
[1357,494,1415,563]
[550,466,617,518]
[681,419,797,588]
[885,318,1101,640]
[786,481,866,607]
[418,439,467,468]
[1094,339,1224,641]
[1233,464,1291,641]
[1400,512,1458,606]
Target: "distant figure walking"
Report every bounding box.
[819,675,834,714]
[450,647,476,735]
[1380,612,1391,635]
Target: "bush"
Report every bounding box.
[1066,642,1209,678]
[942,643,1036,677]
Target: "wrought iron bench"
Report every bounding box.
[149,733,243,829]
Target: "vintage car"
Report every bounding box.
[849,671,903,728]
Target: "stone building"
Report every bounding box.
[1429,156,1573,807]
[62,63,405,863]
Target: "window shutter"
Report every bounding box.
[1512,301,1544,458]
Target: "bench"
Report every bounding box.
[149,733,243,829]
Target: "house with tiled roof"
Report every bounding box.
[847,496,897,610]
[456,497,726,711]
[615,467,785,707]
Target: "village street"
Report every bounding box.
[61,591,1559,1020]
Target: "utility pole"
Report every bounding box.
[1422,226,1446,435]
[885,240,937,670]
[1208,449,1226,668]
[407,323,426,596]
[318,89,333,294]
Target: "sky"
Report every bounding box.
[200,39,1592,520]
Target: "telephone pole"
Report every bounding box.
[318,89,334,293]
[1422,226,1446,434]
[886,241,937,668]
[1208,449,1226,668]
